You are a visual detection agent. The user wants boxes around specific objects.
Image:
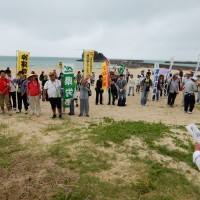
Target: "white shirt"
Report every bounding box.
[7,75,16,92]
[193,151,200,171]
[44,79,61,98]
[128,77,135,87]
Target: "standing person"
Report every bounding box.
[39,71,45,82]
[136,75,141,93]
[79,79,90,117]
[6,69,17,110]
[116,74,127,106]
[140,74,153,106]
[42,72,62,119]
[167,74,179,107]
[68,90,78,116]
[13,71,28,114]
[126,69,130,83]
[91,72,95,86]
[76,71,82,91]
[128,74,135,96]
[181,73,191,106]
[184,76,197,114]
[108,79,118,105]
[95,75,103,105]
[27,73,41,117]
[0,70,12,115]
[42,74,49,101]
[152,75,164,101]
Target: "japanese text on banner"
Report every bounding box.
[63,65,75,108]
[152,63,160,95]
[84,50,94,79]
[101,60,110,90]
[17,51,30,78]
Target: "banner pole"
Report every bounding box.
[16,50,18,75]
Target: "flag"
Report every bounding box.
[84,50,94,79]
[101,60,110,90]
[152,63,160,95]
[17,51,30,78]
[62,65,75,108]
[118,64,126,75]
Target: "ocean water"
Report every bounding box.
[0,56,197,70]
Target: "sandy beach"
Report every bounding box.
[1,66,199,126]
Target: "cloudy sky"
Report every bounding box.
[0,0,200,60]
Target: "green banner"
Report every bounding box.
[118,64,126,75]
[63,65,75,108]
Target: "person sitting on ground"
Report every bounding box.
[42,72,62,119]
[0,70,12,115]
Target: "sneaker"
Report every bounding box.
[58,114,62,119]
[52,114,57,119]
[16,109,21,113]
[79,114,83,117]
[112,102,115,105]
[188,111,192,114]
[25,110,28,114]
[107,103,110,105]
[86,114,89,117]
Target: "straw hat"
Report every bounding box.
[27,73,38,79]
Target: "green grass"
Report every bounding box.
[89,120,170,145]
[0,122,8,131]
[1,119,200,200]
[0,134,24,168]
[67,149,112,173]
[152,145,194,168]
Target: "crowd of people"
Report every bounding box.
[0,67,200,119]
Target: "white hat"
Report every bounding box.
[27,73,38,79]
[191,76,198,81]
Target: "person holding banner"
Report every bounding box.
[13,71,29,114]
[42,72,62,119]
[79,79,90,117]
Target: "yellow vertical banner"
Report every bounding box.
[101,60,110,90]
[17,51,30,78]
[84,50,94,79]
